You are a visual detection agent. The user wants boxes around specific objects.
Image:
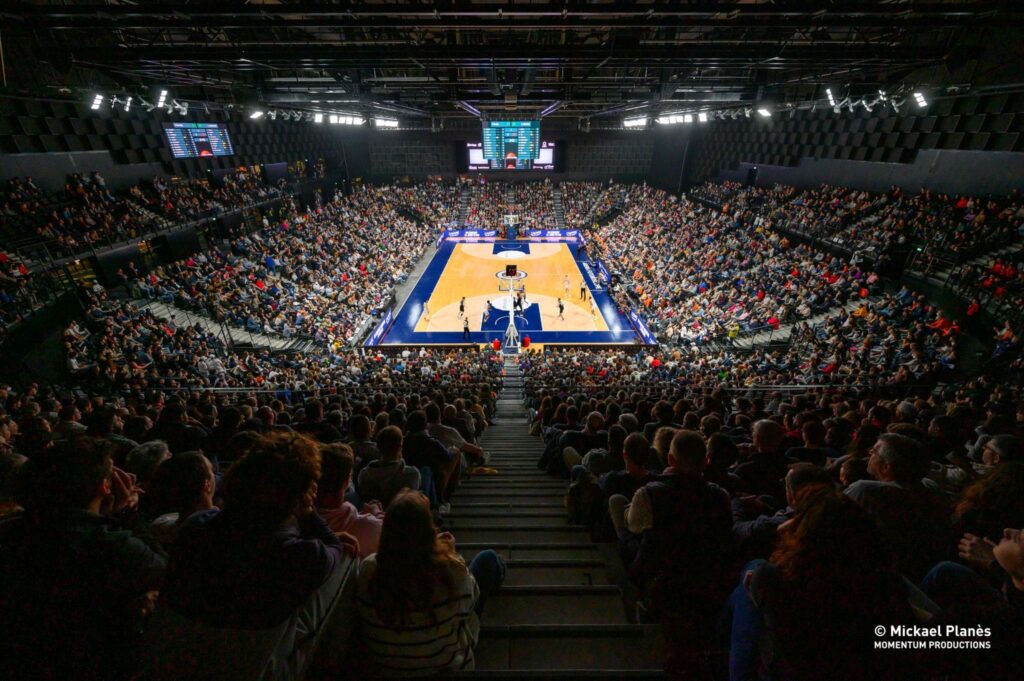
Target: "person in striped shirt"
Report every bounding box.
[356,491,505,676]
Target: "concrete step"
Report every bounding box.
[486,586,627,626]
[441,672,664,680]
[458,543,600,562]
[451,526,587,544]
[451,501,564,510]
[455,491,566,502]
[444,515,572,529]
[500,559,611,587]
[475,625,663,672]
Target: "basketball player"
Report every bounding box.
[458,297,466,319]
[579,280,587,301]
[563,275,571,297]
[462,317,471,341]
[557,298,565,320]
[483,301,492,324]
[423,299,431,321]
[590,297,598,318]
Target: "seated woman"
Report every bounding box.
[726,487,918,681]
[356,491,505,676]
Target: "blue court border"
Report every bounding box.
[382,240,639,345]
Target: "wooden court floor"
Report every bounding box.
[415,243,609,332]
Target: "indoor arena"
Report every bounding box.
[1,3,1023,681]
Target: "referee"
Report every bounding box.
[579,280,587,300]
[462,317,471,341]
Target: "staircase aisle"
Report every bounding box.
[458,184,472,227]
[551,185,566,228]
[442,358,663,678]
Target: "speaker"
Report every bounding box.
[454,141,469,172]
[554,140,567,172]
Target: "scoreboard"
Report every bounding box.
[163,122,235,159]
[482,120,540,165]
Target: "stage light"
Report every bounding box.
[683,114,693,123]
[375,117,399,128]
[914,92,928,107]
[314,113,323,123]
[826,88,837,107]
[156,90,168,108]
[124,96,132,112]
[329,114,338,124]
[744,109,752,118]
[891,98,902,113]
[756,108,771,117]
[862,99,874,112]
[249,110,264,119]
[623,116,647,128]
[90,94,104,110]
[697,112,708,123]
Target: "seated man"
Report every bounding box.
[845,433,954,581]
[357,425,422,508]
[0,437,167,681]
[317,443,384,558]
[403,410,460,508]
[561,411,609,473]
[624,430,733,620]
[732,463,834,561]
[160,432,354,633]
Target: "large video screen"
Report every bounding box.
[482,120,540,166]
[468,140,556,171]
[163,122,235,158]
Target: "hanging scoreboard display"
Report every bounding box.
[163,122,235,158]
[482,120,540,168]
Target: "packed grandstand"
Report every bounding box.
[2,163,1023,681]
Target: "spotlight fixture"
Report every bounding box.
[697,112,708,123]
[375,117,399,128]
[890,98,902,113]
[914,92,928,107]
[862,100,874,112]
[329,114,339,124]
[826,88,837,107]
[139,97,154,112]
[683,114,693,123]
[249,110,264,119]
[90,94,104,110]
[124,96,132,112]
[756,108,772,118]
[314,113,324,123]
[744,108,752,118]
[623,116,647,128]
[156,90,168,108]
[267,110,278,121]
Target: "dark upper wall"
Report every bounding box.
[0,96,369,188]
[685,92,1024,185]
[715,149,1024,196]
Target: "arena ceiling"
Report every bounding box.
[4,1,1024,127]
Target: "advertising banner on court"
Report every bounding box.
[597,259,611,285]
[629,308,658,345]
[364,308,395,346]
[441,229,499,242]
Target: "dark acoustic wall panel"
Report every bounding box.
[686,93,1024,185]
[0,97,369,185]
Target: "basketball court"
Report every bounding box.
[380,238,640,345]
